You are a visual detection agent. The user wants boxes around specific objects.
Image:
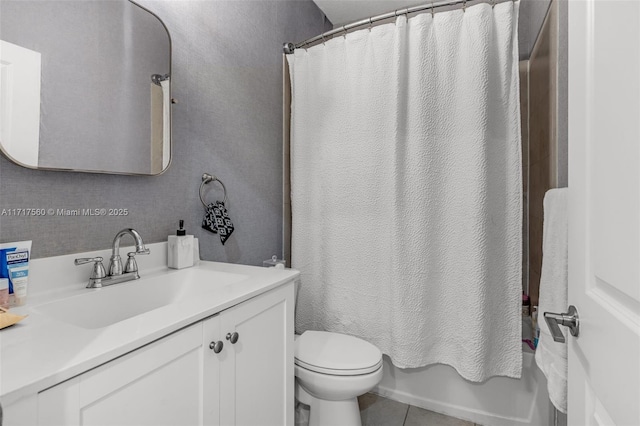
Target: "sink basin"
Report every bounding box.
[34,268,248,329]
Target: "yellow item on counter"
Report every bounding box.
[0,306,27,329]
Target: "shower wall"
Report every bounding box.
[525,0,568,307]
[520,61,529,295]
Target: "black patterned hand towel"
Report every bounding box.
[202,203,218,234]
[202,201,234,245]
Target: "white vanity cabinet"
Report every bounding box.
[35,282,294,426]
[207,281,294,426]
[38,321,206,426]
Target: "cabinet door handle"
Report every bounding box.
[226,332,239,344]
[209,341,224,353]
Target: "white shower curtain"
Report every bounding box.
[287,1,522,381]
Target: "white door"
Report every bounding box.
[568,0,640,425]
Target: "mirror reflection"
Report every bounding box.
[0,0,171,175]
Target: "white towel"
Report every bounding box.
[535,188,569,413]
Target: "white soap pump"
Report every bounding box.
[168,220,194,269]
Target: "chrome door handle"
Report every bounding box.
[544,305,579,343]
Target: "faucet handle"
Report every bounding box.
[74,256,103,265]
[74,257,107,280]
[124,252,139,274]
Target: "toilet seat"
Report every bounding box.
[295,358,383,376]
[295,331,382,376]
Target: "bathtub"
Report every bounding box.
[373,350,554,426]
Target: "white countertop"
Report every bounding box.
[0,243,298,405]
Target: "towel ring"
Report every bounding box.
[200,173,228,208]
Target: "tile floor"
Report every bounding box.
[358,393,477,426]
[296,393,479,426]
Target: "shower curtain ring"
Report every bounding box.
[463,0,467,12]
[342,25,347,39]
[321,33,326,45]
[368,17,373,31]
[431,2,435,17]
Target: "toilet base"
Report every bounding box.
[308,396,361,426]
[297,383,363,426]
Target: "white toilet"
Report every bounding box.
[294,330,383,426]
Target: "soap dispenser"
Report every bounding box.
[168,220,194,269]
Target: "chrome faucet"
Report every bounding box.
[109,228,150,275]
[75,228,150,288]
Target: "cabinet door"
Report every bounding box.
[203,314,222,426]
[219,283,294,426]
[39,321,208,426]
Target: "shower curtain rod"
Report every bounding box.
[283,0,517,53]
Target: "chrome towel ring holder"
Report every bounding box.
[200,173,228,208]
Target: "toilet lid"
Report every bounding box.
[295,331,382,376]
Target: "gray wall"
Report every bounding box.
[0,0,170,174]
[0,0,329,264]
